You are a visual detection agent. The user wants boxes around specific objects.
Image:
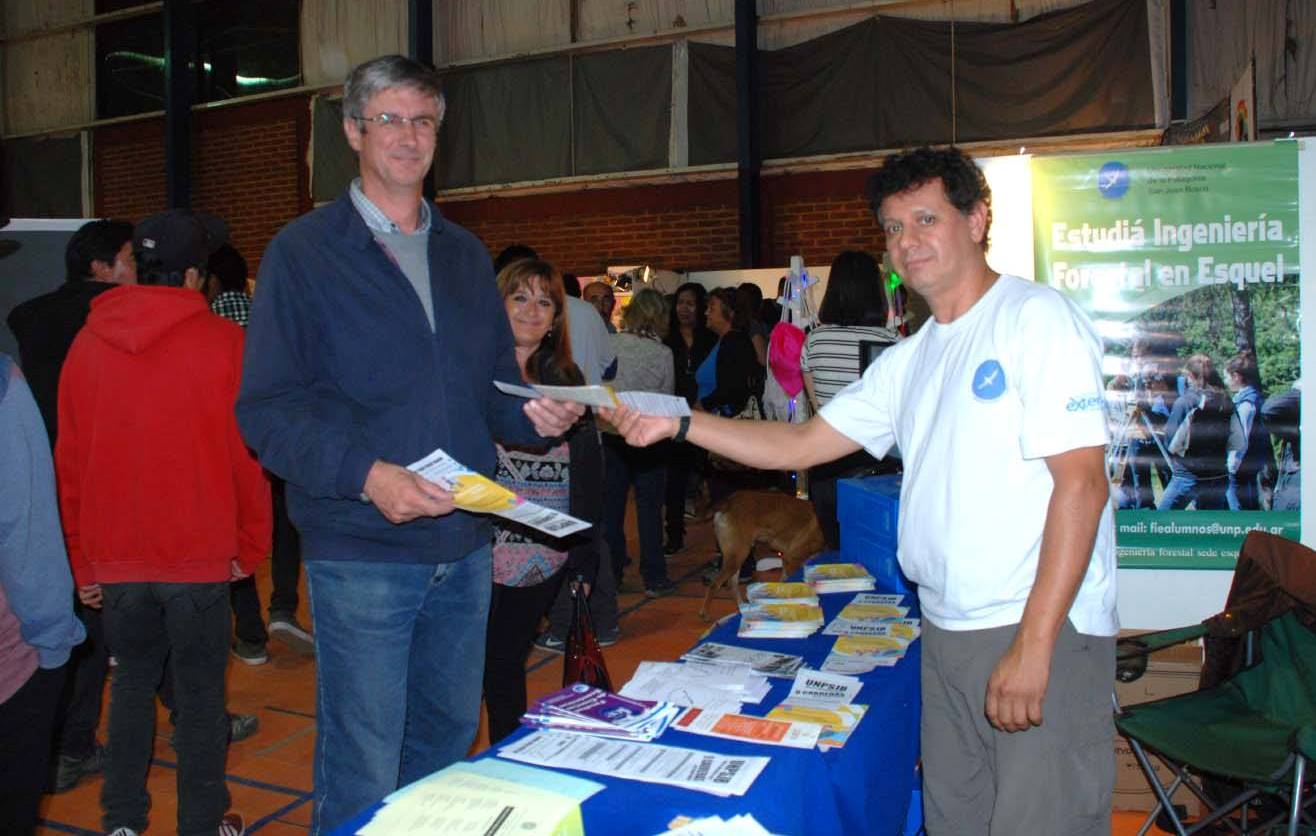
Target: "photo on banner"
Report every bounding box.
[1031,142,1301,568]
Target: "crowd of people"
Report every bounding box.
[1107,342,1301,512]
[4,50,1254,836]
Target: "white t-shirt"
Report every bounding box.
[820,275,1118,636]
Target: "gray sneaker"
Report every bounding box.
[231,640,268,665]
[268,613,314,656]
[106,828,139,836]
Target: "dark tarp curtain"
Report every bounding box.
[310,0,1156,190]
[687,41,737,166]
[438,56,572,189]
[689,0,1155,163]
[876,0,1155,145]
[4,136,83,218]
[573,45,672,175]
[310,95,357,204]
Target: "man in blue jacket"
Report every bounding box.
[236,55,582,834]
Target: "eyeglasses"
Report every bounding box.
[351,112,439,135]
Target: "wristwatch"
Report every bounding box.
[673,415,691,444]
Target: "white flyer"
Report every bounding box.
[497,730,769,798]
[785,670,863,709]
[495,380,691,417]
[407,447,591,538]
[680,642,806,678]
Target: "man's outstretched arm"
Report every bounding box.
[601,407,863,473]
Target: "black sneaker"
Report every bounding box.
[51,741,105,793]
[228,713,259,743]
[231,640,268,666]
[645,580,678,599]
[169,713,259,749]
[533,633,565,654]
[268,614,314,656]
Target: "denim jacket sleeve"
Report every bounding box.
[0,358,85,669]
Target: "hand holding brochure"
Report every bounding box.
[495,380,691,417]
[407,447,591,538]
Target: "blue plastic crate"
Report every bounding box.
[837,474,901,551]
[841,537,912,594]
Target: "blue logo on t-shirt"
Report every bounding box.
[972,360,1006,401]
[1097,161,1130,199]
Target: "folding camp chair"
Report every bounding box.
[1114,531,1316,836]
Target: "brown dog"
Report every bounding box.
[703,489,827,620]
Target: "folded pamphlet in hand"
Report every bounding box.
[407,447,591,538]
[495,380,691,417]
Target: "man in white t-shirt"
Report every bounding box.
[603,146,1117,835]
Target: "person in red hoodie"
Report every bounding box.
[55,209,270,836]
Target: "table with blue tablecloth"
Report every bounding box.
[336,570,922,836]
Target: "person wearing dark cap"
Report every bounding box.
[55,208,270,836]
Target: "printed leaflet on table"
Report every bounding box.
[803,563,876,593]
[618,661,771,713]
[744,582,819,606]
[737,603,824,639]
[498,730,769,798]
[820,635,909,674]
[765,704,868,750]
[673,707,823,749]
[520,684,679,741]
[785,669,863,708]
[357,759,603,836]
[680,642,806,678]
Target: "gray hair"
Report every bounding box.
[342,55,446,126]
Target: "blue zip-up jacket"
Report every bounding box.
[236,194,540,564]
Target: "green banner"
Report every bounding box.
[1032,143,1301,568]
[1033,143,1299,321]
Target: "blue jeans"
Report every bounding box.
[305,546,492,834]
[603,437,668,587]
[1158,470,1228,511]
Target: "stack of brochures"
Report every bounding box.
[521,684,680,742]
[737,602,825,639]
[744,581,819,607]
[618,661,772,714]
[680,642,806,678]
[822,593,919,638]
[803,563,876,594]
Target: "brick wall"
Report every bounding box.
[94,95,880,278]
[763,168,883,269]
[440,179,743,277]
[94,96,311,274]
[441,167,884,277]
